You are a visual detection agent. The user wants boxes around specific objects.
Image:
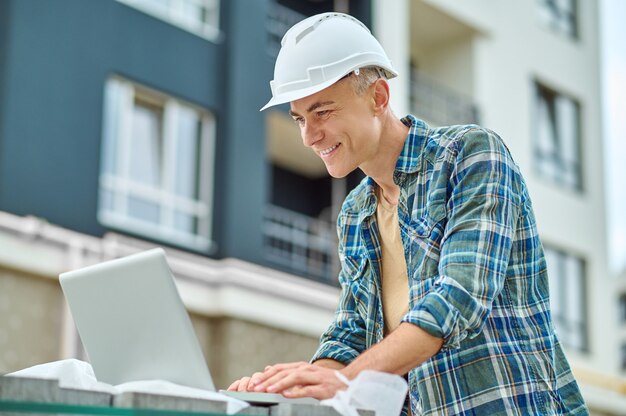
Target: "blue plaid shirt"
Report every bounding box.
[311,116,587,415]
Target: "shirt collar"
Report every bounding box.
[394,115,430,174]
[360,115,430,217]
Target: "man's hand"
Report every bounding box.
[227,371,266,392]
[227,361,348,399]
[226,323,442,399]
[250,361,348,400]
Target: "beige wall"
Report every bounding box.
[0,267,64,373]
[191,315,319,390]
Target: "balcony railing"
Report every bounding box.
[266,3,306,57]
[410,70,480,127]
[263,204,338,284]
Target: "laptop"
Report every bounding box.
[59,248,318,406]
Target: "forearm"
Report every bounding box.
[340,322,443,379]
[312,358,346,370]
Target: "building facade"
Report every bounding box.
[0,0,624,413]
[373,0,625,413]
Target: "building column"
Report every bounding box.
[372,0,410,118]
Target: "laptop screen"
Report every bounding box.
[59,248,215,391]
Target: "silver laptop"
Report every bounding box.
[59,248,318,405]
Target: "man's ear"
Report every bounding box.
[371,79,390,115]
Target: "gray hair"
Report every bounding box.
[349,66,384,95]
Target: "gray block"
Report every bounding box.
[236,405,271,415]
[270,403,374,416]
[113,391,228,413]
[0,376,60,403]
[58,387,112,406]
[0,376,112,407]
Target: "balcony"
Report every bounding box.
[410,69,480,127]
[263,204,338,284]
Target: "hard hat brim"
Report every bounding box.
[259,74,345,111]
[259,66,397,111]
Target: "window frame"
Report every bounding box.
[536,0,579,40]
[98,76,216,253]
[116,0,222,42]
[619,293,626,325]
[532,79,583,192]
[544,245,588,352]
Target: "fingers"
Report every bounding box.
[229,362,311,394]
[283,384,336,400]
[227,374,261,392]
[238,377,252,392]
[265,367,319,393]
[234,365,347,400]
[252,362,308,391]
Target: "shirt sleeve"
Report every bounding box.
[310,215,368,365]
[401,128,521,351]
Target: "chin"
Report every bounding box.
[325,165,355,179]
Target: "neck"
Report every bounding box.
[360,112,409,203]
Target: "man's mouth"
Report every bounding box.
[319,144,340,157]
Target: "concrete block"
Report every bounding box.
[113,391,228,413]
[58,387,112,406]
[235,405,271,415]
[0,376,112,407]
[270,403,374,416]
[0,376,60,403]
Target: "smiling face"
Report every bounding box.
[289,76,385,178]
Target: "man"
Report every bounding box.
[228,12,587,415]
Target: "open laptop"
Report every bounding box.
[59,248,318,406]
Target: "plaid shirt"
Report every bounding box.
[311,116,587,415]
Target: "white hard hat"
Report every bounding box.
[260,12,397,111]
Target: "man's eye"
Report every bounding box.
[293,117,305,126]
[317,110,330,118]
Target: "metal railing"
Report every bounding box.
[266,3,306,57]
[263,204,338,284]
[410,70,480,127]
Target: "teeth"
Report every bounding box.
[320,144,338,156]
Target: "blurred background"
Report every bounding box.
[0,0,624,413]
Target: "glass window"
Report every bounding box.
[619,293,626,324]
[545,246,587,351]
[99,77,215,252]
[533,81,582,191]
[537,0,578,39]
[117,0,221,41]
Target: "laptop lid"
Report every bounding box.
[59,248,215,391]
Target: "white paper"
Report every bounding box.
[321,370,408,416]
[7,359,249,414]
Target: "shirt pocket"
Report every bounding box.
[341,252,375,324]
[404,200,446,282]
[341,250,367,279]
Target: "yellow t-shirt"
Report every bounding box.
[376,186,409,336]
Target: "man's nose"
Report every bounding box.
[302,122,323,148]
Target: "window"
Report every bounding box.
[537,0,578,39]
[619,293,626,324]
[534,81,582,191]
[99,77,215,252]
[117,0,221,41]
[545,246,587,351]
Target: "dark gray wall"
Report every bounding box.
[0,1,10,183]
[214,0,271,262]
[0,0,271,264]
